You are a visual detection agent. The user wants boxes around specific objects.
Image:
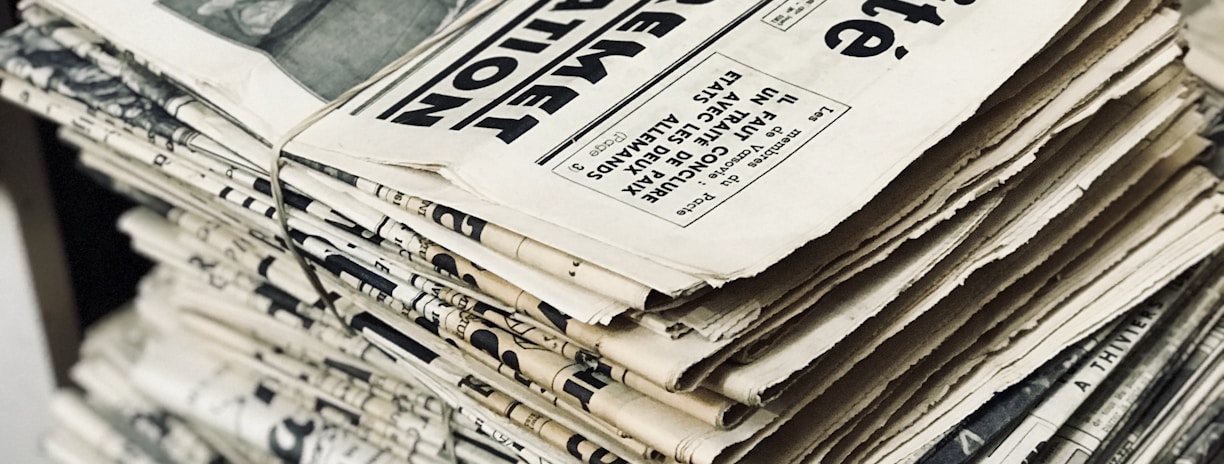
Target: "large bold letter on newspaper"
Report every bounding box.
[290,0,1089,281]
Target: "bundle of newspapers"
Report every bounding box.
[5,0,1224,462]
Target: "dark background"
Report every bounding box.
[32,117,149,331]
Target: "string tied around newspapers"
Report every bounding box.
[266,3,503,461]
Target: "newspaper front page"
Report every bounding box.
[288,0,1091,281]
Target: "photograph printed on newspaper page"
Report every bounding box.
[28,0,491,140]
[289,0,1089,281]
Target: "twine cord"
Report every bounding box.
[262,4,505,462]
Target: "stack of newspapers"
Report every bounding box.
[5,0,1224,462]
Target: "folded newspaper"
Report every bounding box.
[6,0,1224,463]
